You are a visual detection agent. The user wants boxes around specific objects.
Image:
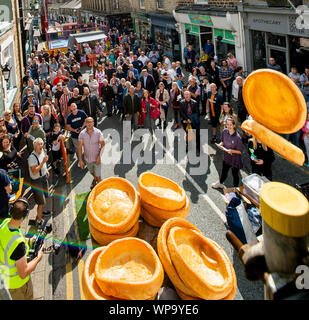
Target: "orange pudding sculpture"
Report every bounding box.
[241,69,307,166]
[157,218,237,300]
[138,172,190,227]
[87,177,141,245]
[94,238,164,300]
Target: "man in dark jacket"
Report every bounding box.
[140,69,156,97]
[81,87,103,127]
[180,91,200,153]
[146,62,160,87]
[100,79,115,117]
[123,85,141,132]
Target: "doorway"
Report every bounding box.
[268,47,288,74]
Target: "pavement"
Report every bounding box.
[15,65,309,301]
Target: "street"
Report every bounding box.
[18,67,309,301]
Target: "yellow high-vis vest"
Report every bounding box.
[0,219,29,289]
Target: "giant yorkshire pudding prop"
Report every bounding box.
[138,172,186,211]
[94,238,164,300]
[82,246,119,300]
[157,218,236,300]
[141,194,190,221]
[241,69,307,166]
[167,227,235,300]
[87,177,141,234]
[88,220,139,246]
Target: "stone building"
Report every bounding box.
[0,0,24,114]
[80,0,133,33]
[130,0,182,60]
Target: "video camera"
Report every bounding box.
[27,221,61,260]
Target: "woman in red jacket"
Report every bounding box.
[141,90,159,137]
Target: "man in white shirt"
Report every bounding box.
[138,51,149,67]
[163,54,172,70]
[28,138,49,229]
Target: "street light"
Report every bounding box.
[1,64,11,82]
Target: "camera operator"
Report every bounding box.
[0,199,43,300]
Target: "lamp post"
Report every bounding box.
[1,64,11,82]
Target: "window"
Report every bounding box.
[113,0,119,9]
[194,0,208,3]
[157,0,163,9]
[140,0,145,9]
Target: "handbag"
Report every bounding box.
[186,123,195,142]
[151,105,160,119]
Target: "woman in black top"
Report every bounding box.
[127,71,137,87]
[208,60,221,89]
[0,135,21,171]
[4,109,20,150]
[248,137,275,181]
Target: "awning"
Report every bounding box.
[67,31,107,49]
[60,0,81,10]
[75,32,107,43]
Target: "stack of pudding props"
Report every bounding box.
[82,238,164,300]
[138,172,190,227]
[241,69,307,166]
[87,177,140,245]
[157,218,237,300]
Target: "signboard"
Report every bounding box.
[188,14,213,27]
[214,28,235,44]
[185,23,199,35]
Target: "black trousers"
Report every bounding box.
[220,161,240,187]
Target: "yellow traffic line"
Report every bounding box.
[77,259,86,300]
[65,257,74,300]
[64,202,74,300]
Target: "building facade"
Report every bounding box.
[0,0,24,115]
[239,0,309,74]
[81,0,133,33]
[131,0,181,60]
[174,0,245,67]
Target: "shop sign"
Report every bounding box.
[188,14,213,27]
[214,28,235,44]
[185,23,199,35]
[131,13,148,23]
[247,13,287,33]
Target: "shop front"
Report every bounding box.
[241,3,309,74]
[149,13,181,61]
[131,13,151,40]
[173,10,244,67]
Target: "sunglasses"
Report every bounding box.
[33,120,39,123]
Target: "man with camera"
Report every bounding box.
[0,198,43,300]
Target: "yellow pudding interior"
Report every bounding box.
[148,186,182,201]
[93,188,133,224]
[100,256,153,282]
[177,243,225,287]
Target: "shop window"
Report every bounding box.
[251,30,266,70]
[1,39,17,110]
[157,0,164,9]
[267,33,286,48]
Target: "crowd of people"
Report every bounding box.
[1,24,309,300]
[1,30,290,227]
